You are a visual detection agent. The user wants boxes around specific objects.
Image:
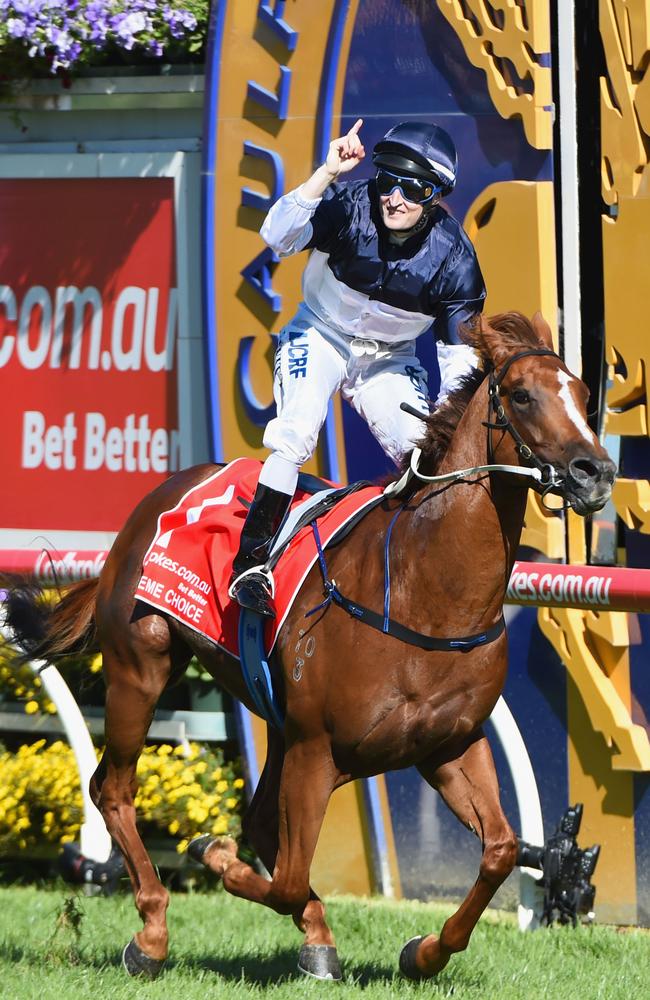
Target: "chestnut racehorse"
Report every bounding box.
[5,313,615,982]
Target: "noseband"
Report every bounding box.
[484,348,565,502]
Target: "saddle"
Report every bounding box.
[136,458,506,728]
[135,458,385,660]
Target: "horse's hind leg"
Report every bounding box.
[400,732,517,980]
[91,613,186,978]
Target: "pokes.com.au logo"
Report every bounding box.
[507,564,613,607]
[0,284,177,373]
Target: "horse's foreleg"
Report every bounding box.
[91,639,176,977]
[192,736,339,978]
[400,733,518,980]
[190,725,285,879]
[243,729,336,951]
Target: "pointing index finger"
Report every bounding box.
[348,118,363,138]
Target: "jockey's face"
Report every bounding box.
[379,187,425,231]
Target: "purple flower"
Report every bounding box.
[2,0,206,73]
[163,4,197,39]
[6,17,28,38]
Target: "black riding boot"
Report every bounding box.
[229,483,292,618]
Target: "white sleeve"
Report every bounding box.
[435,342,481,406]
[260,186,322,257]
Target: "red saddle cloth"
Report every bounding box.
[135,458,383,657]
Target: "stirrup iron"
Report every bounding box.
[228,565,275,601]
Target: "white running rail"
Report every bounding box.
[1,624,111,863]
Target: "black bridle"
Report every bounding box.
[484,348,566,502]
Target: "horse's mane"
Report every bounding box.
[402,311,546,477]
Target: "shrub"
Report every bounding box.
[0,642,58,715]
[0,738,245,854]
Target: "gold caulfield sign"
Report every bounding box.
[203,0,358,482]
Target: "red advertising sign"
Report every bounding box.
[0,177,178,535]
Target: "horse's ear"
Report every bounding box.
[531,311,554,350]
[478,314,510,369]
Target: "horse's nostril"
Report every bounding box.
[569,458,600,483]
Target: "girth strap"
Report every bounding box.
[307,521,506,653]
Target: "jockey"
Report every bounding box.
[230,118,485,617]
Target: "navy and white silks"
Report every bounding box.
[257,178,485,494]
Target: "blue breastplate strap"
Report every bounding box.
[307,520,506,653]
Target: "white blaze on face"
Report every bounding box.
[557,370,593,443]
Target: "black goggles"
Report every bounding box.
[375,168,442,204]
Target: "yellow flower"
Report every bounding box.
[233,778,244,789]
[216,779,228,793]
[24,701,39,715]
[0,737,242,853]
[90,654,103,674]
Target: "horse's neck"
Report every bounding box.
[411,381,528,606]
[445,379,528,550]
[437,380,492,476]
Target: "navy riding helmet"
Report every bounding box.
[372,121,458,197]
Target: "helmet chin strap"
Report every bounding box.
[404,212,431,234]
[384,199,438,241]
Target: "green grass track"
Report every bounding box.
[0,886,647,999]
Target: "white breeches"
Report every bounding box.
[261,310,429,482]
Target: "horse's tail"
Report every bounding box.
[2,577,99,663]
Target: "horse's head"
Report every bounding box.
[476,312,616,515]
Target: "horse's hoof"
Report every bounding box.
[122,938,165,979]
[187,834,215,865]
[297,944,342,981]
[187,834,237,877]
[399,935,425,981]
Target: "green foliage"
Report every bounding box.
[46,895,85,966]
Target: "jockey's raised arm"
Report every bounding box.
[232,120,487,618]
[261,118,366,256]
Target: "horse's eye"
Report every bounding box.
[512,389,530,405]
